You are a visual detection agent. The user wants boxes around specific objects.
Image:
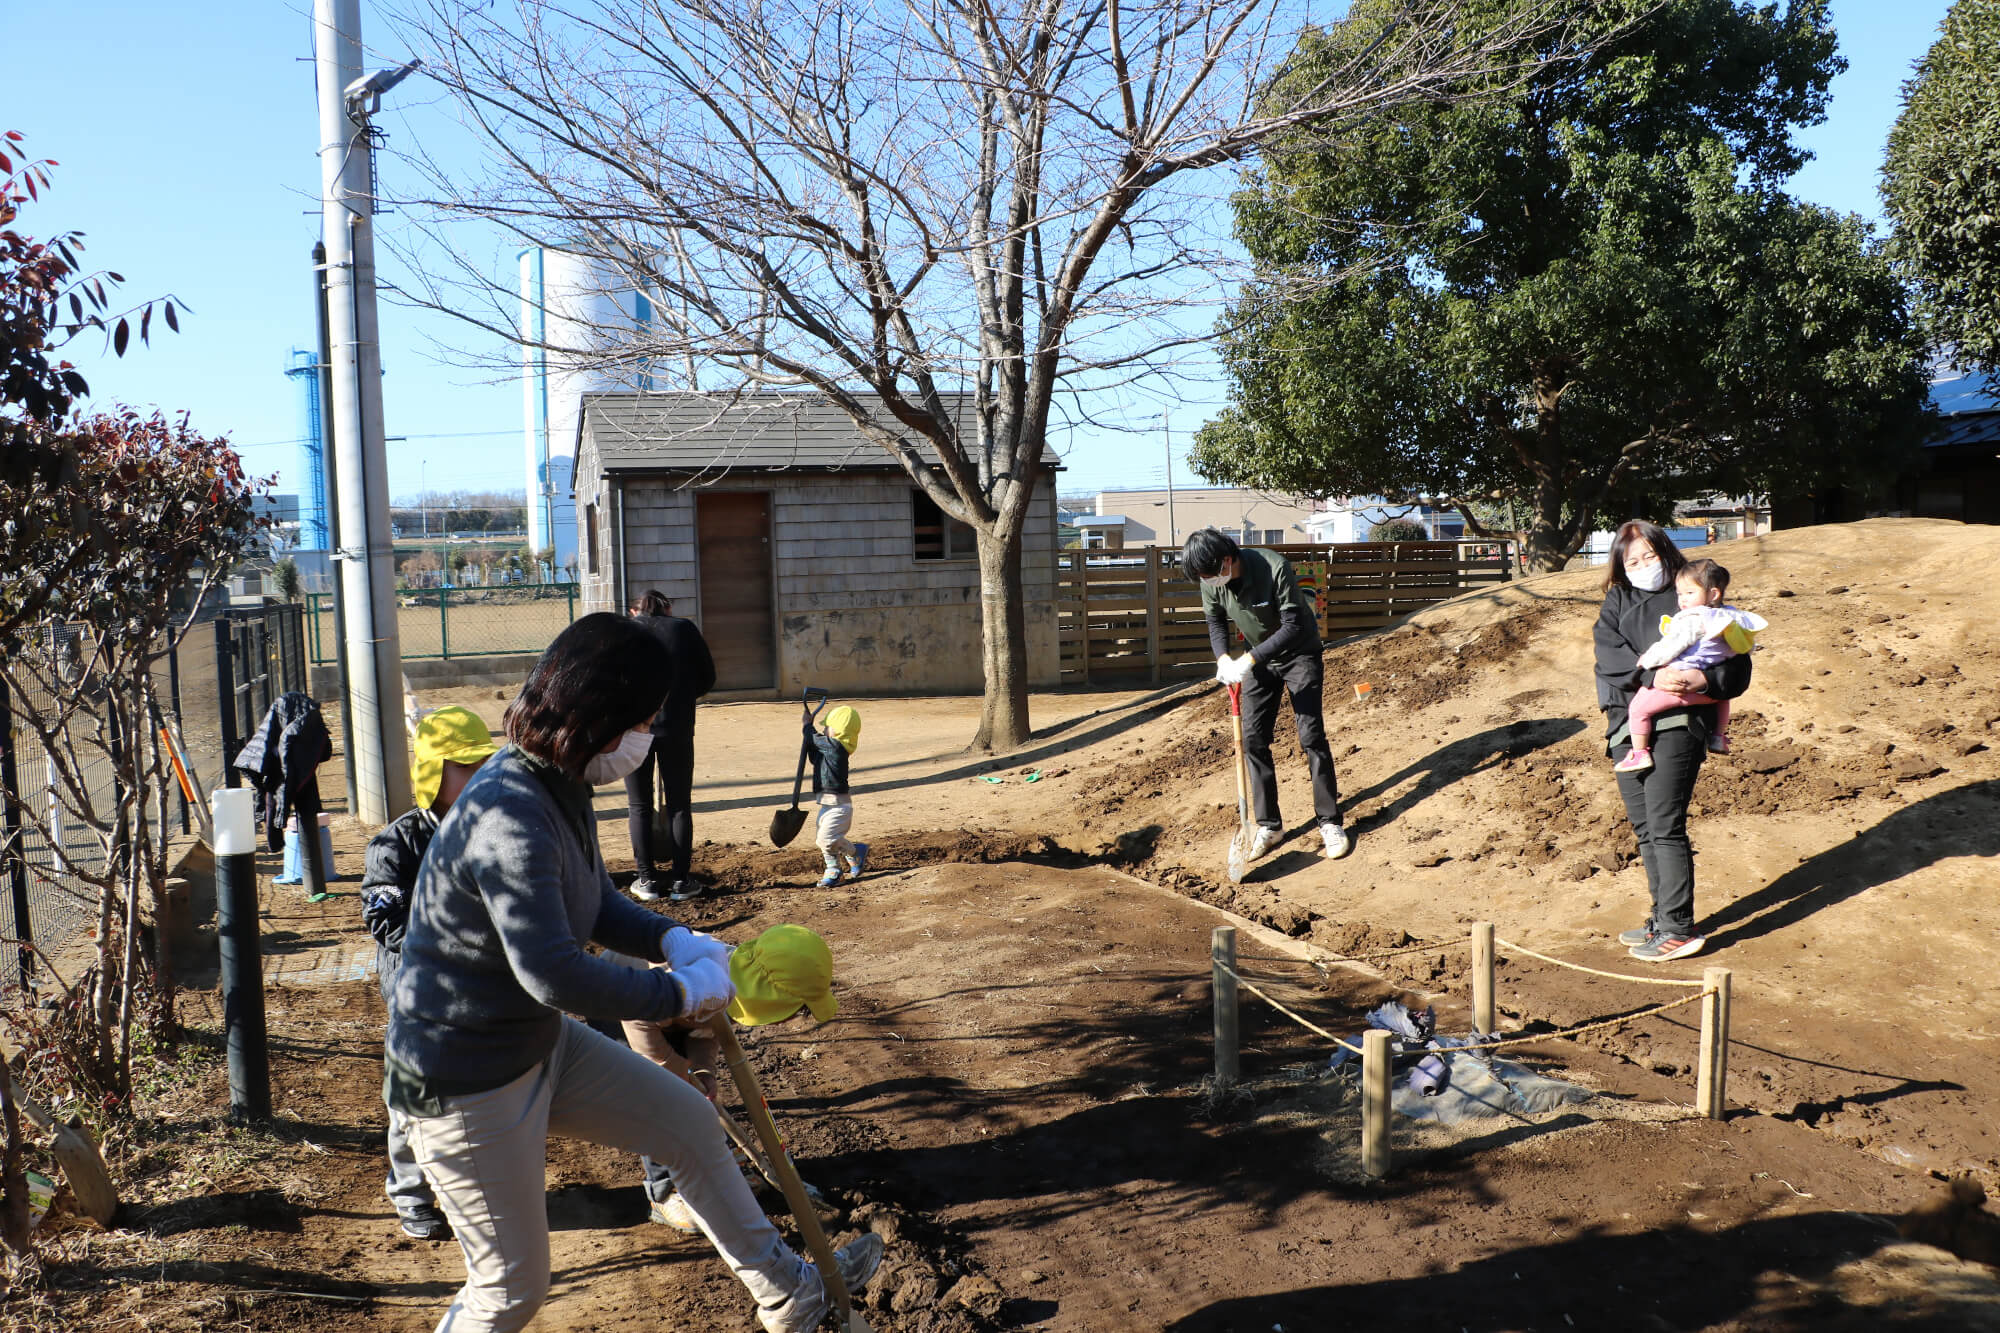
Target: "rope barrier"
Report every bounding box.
[1493,936,1709,987]
[1216,960,1713,1061]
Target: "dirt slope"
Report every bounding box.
[1011,518,2000,1179]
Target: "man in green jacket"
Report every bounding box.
[1185,528,1349,863]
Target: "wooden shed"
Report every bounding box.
[573,390,1064,695]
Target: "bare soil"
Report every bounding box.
[15,518,2000,1331]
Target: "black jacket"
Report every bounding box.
[807,731,850,796]
[1594,583,1752,749]
[634,614,717,734]
[232,691,332,851]
[361,807,438,953]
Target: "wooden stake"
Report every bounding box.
[1697,967,1732,1120]
[1472,921,1495,1035]
[1362,1029,1393,1179]
[1212,927,1239,1089]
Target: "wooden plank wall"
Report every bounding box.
[1056,542,1515,683]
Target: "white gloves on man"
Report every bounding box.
[1215,653,1255,686]
[674,957,734,1020]
[662,925,733,972]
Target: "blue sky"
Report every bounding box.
[5,0,1958,504]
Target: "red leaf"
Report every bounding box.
[0,151,11,173]
[3,131,22,141]
[24,173,36,200]
[113,317,130,356]
[140,305,153,345]
[107,271,124,283]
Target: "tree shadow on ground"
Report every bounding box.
[1158,1210,1973,1332]
[1344,718,1586,837]
[1705,780,2000,951]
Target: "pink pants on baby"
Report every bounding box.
[1628,685,1728,749]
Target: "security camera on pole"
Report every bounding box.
[313,0,414,822]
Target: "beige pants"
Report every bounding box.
[815,798,855,873]
[405,1017,806,1332]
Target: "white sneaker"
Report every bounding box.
[758,1234,885,1333]
[1320,822,1352,860]
[1247,826,1283,860]
[648,1192,699,1233]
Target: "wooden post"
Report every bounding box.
[1472,922,1495,1035]
[1697,967,1733,1120]
[1212,926,1238,1089]
[1362,1028,1393,1179]
[1146,548,1162,685]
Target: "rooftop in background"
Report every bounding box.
[1931,367,1995,418]
[579,391,1062,473]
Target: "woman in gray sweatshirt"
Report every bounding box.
[385,613,879,1333]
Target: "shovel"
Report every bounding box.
[1226,682,1256,885]
[710,1016,875,1332]
[0,1058,117,1226]
[768,687,830,848]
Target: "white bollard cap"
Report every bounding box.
[212,788,257,857]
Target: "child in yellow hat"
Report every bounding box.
[361,706,500,1242]
[619,925,837,1233]
[807,704,866,888]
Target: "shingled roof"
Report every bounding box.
[580,390,1062,474]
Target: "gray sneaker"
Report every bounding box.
[758,1234,885,1333]
[1617,924,1654,947]
[630,875,666,902]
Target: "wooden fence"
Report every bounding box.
[1056,541,1515,683]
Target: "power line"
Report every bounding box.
[234,426,521,450]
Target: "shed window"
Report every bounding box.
[585,503,599,575]
[913,490,976,561]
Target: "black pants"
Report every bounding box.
[1613,724,1705,937]
[625,732,696,880]
[1241,653,1341,831]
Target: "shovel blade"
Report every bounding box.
[769,805,809,847]
[1227,824,1252,885]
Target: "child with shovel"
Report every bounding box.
[614,925,842,1232]
[807,705,868,888]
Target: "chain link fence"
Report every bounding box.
[0,602,307,992]
[306,583,579,664]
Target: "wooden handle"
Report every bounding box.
[709,1017,853,1321]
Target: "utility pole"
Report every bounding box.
[314,0,414,822]
[1163,419,1177,549]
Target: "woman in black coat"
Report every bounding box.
[1592,521,1752,962]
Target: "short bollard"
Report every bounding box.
[1697,967,1733,1120]
[1472,921,1496,1035]
[1212,927,1239,1089]
[213,788,271,1122]
[1362,1029,1393,1179]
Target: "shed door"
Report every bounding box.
[696,492,775,690]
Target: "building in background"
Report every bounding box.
[283,348,333,551]
[573,390,1063,696]
[1300,499,1466,544]
[1084,486,1321,548]
[521,245,666,573]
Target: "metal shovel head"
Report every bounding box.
[1227,824,1252,885]
[769,804,809,847]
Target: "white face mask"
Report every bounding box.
[1626,561,1669,593]
[582,729,652,785]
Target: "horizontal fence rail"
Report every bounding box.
[307,583,581,664]
[1057,542,1514,683]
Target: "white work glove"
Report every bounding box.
[1214,654,1232,684]
[1216,653,1255,686]
[673,956,735,1021]
[661,925,732,972]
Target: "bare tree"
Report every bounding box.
[386,0,1585,748]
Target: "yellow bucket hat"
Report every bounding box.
[727,925,837,1026]
[823,705,861,755]
[409,706,500,810]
